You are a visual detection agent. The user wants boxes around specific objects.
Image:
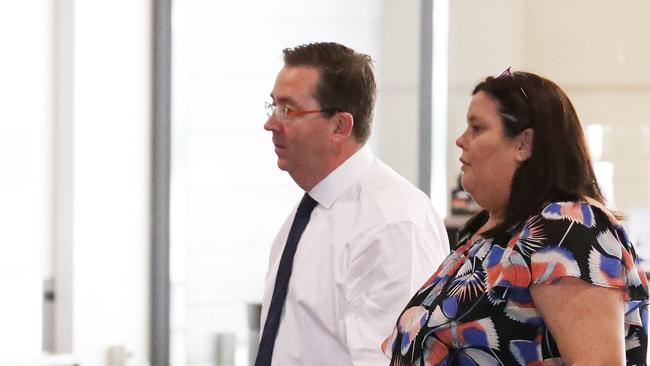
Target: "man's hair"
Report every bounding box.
[283,42,376,143]
[462,71,605,238]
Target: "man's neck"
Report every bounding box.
[293,142,363,192]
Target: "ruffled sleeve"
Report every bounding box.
[483,201,649,301]
[528,201,647,294]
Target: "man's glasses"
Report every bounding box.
[497,66,528,99]
[264,102,336,121]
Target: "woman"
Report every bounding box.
[383,69,649,365]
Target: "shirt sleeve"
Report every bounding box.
[340,221,440,366]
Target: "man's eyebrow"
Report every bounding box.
[270,94,298,106]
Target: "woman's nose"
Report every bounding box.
[455,133,465,149]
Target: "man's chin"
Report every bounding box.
[276,159,289,172]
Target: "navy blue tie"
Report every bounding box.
[255,193,318,366]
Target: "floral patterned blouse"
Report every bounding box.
[382,201,649,365]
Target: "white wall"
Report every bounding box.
[524,0,650,211]
[0,2,152,365]
[373,0,422,185]
[70,0,151,365]
[0,0,52,360]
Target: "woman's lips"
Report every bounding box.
[460,157,469,170]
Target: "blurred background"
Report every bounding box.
[2,0,649,365]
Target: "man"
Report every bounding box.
[257,42,448,366]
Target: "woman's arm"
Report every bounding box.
[530,276,625,366]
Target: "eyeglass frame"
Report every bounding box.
[264,101,340,121]
[497,66,528,100]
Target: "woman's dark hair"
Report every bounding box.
[282,42,376,143]
[460,71,606,239]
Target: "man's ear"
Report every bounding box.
[332,112,354,140]
[516,128,534,162]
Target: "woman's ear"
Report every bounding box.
[516,128,534,162]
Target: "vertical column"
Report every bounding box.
[152,0,172,365]
[52,0,75,354]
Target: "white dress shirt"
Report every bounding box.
[261,145,449,366]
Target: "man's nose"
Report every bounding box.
[264,115,281,132]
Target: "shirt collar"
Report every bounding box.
[308,144,374,209]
